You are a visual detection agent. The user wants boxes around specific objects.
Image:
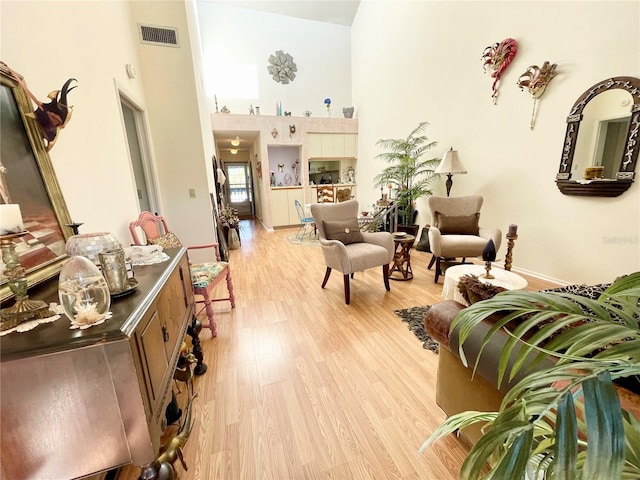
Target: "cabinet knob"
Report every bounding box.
[162,324,170,342]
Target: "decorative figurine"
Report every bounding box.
[2,62,77,151]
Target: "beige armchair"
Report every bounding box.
[310,200,395,305]
[427,195,502,283]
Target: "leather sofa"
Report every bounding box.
[424,299,554,445]
[424,294,640,446]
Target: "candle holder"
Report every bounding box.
[482,261,495,279]
[480,238,496,279]
[1,232,52,330]
[504,234,518,271]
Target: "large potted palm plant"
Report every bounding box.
[374,121,440,234]
[420,272,640,479]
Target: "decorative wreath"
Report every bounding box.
[267,50,297,84]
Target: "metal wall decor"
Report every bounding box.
[267,50,297,84]
[481,38,518,104]
[517,61,558,129]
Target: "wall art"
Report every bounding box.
[517,61,558,129]
[267,50,297,84]
[481,38,518,104]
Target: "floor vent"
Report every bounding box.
[138,24,179,47]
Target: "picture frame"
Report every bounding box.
[0,63,73,302]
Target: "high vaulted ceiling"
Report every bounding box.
[204,1,361,26]
[207,1,360,155]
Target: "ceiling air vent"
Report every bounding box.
[138,24,179,47]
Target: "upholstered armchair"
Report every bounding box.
[310,200,395,305]
[427,195,502,283]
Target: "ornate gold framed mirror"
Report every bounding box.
[556,76,640,197]
[0,64,73,302]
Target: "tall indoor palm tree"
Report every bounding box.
[374,121,440,226]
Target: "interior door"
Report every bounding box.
[120,96,159,214]
[225,163,253,216]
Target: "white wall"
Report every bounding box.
[1,0,145,246]
[351,0,640,285]
[129,1,217,261]
[196,2,352,118]
[2,0,219,262]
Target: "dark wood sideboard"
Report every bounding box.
[0,247,195,479]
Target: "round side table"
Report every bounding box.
[389,234,415,281]
[442,264,528,304]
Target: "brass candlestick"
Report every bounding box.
[1,232,51,330]
[482,261,495,279]
[504,234,518,271]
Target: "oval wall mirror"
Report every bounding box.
[556,76,640,197]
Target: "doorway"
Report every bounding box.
[225,163,253,217]
[120,95,158,213]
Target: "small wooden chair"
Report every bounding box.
[129,211,235,336]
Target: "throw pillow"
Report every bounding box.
[323,219,364,245]
[540,283,611,299]
[149,231,183,249]
[436,212,480,235]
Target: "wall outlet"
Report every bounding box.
[188,188,196,198]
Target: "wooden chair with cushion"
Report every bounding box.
[129,211,235,336]
[335,187,352,202]
[427,195,502,283]
[316,185,335,203]
[310,200,395,305]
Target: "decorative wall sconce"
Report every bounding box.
[517,61,558,129]
[481,38,518,104]
[289,124,296,137]
[271,128,278,138]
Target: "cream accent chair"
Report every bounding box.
[427,195,502,283]
[310,200,395,305]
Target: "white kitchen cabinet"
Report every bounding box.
[308,134,357,158]
[308,134,323,158]
[271,187,304,227]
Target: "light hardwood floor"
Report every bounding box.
[119,220,558,480]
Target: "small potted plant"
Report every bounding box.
[219,205,240,249]
[373,121,439,236]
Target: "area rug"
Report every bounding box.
[285,233,319,247]
[394,306,439,354]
